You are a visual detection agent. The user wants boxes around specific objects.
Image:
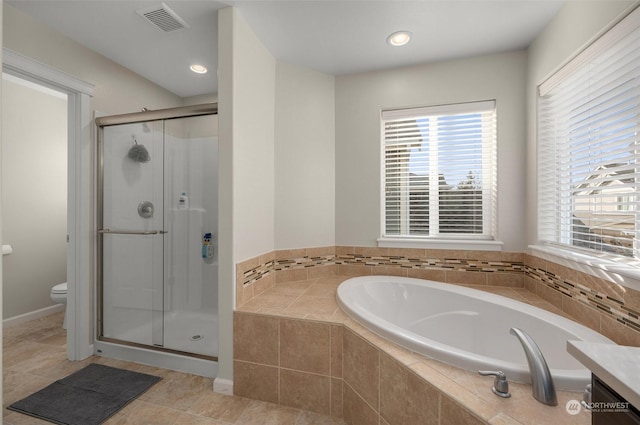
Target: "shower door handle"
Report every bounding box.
[98,229,168,235]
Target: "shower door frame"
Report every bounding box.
[95,103,218,360]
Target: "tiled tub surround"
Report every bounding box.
[525,254,640,347]
[236,247,640,347]
[233,248,640,424]
[234,276,590,425]
[236,247,526,308]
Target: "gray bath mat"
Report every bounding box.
[7,363,161,425]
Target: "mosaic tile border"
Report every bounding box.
[274,255,335,271]
[334,253,524,273]
[242,260,274,286]
[525,265,640,333]
[241,252,524,287]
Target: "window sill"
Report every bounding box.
[529,244,640,292]
[378,237,503,251]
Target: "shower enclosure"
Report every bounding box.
[95,104,218,375]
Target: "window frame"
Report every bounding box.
[537,5,640,262]
[379,100,500,250]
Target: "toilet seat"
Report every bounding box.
[50,282,68,330]
[51,282,67,294]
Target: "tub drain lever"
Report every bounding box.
[478,370,511,398]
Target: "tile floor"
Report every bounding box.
[3,312,345,425]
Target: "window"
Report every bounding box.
[381,101,497,240]
[538,7,640,259]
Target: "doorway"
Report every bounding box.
[3,48,95,361]
[1,73,68,323]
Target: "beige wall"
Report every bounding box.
[218,6,277,381]
[230,9,276,264]
[1,77,67,319]
[3,4,183,116]
[219,10,338,380]
[335,50,528,251]
[275,61,335,250]
[525,0,637,246]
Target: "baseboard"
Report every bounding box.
[213,377,233,395]
[3,304,65,328]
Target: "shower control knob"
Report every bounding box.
[137,201,154,219]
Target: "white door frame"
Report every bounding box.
[3,48,94,360]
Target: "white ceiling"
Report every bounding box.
[6,0,565,98]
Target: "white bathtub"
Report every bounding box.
[337,275,615,391]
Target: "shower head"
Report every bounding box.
[128,139,151,163]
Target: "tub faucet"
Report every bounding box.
[478,370,511,398]
[510,327,557,406]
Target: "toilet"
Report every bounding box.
[50,282,68,329]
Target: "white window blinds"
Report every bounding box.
[382,101,497,239]
[538,6,640,259]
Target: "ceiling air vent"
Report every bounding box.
[137,3,190,32]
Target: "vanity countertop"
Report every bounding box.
[568,340,640,409]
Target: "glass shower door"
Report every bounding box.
[98,107,218,360]
[100,120,165,347]
[163,115,218,357]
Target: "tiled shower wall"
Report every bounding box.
[236,246,640,346]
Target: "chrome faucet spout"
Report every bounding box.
[510,327,557,406]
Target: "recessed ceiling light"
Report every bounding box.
[190,64,208,74]
[387,31,412,47]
